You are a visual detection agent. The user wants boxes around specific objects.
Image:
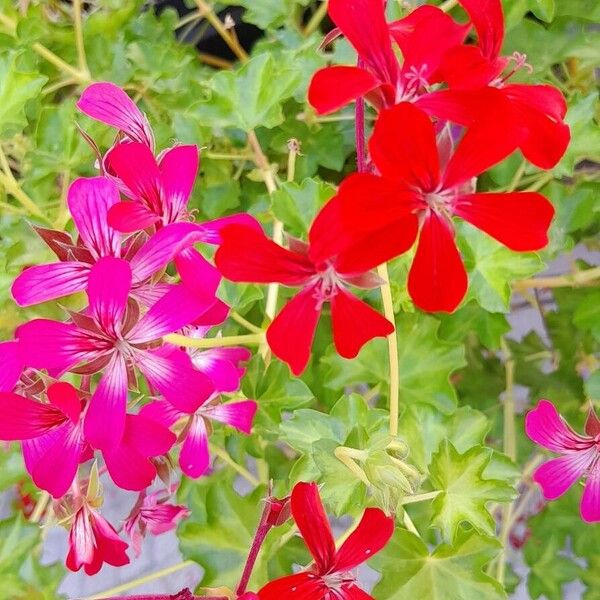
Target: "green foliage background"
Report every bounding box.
[0,0,598,598]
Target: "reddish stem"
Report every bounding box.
[355,59,367,174]
[235,502,273,596]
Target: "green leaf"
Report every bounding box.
[231,0,310,29]
[372,529,505,599]
[529,0,556,21]
[195,53,302,130]
[271,178,335,237]
[458,223,545,313]
[429,441,515,542]
[323,313,466,413]
[0,52,46,137]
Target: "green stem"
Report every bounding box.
[400,490,441,505]
[303,0,329,37]
[164,333,264,349]
[84,561,196,600]
[72,0,90,77]
[230,310,263,334]
[210,443,260,487]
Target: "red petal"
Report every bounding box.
[215,225,315,285]
[407,212,467,313]
[331,288,393,359]
[458,0,504,59]
[308,66,380,115]
[291,482,336,573]
[266,287,321,376]
[370,103,440,191]
[258,572,328,600]
[329,0,401,86]
[0,392,64,439]
[159,145,199,222]
[333,507,395,571]
[47,382,83,425]
[453,191,554,251]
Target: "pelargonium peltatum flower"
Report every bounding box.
[66,501,129,575]
[0,382,176,496]
[124,487,190,556]
[11,177,211,308]
[526,400,600,523]
[17,256,215,450]
[141,395,257,478]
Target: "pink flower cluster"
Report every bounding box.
[0,83,257,574]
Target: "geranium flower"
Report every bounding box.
[141,395,257,479]
[215,215,396,375]
[0,340,22,392]
[525,400,600,523]
[422,0,570,168]
[326,102,554,313]
[66,502,129,575]
[258,481,394,599]
[17,257,214,450]
[11,177,212,308]
[308,0,469,114]
[124,488,190,556]
[0,382,176,496]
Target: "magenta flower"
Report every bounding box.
[66,502,130,575]
[17,257,215,450]
[0,382,176,496]
[124,488,190,556]
[0,340,22,392]
[525,400,600,522]
[11,177,212,308]
[186,329,251,392]
[141,396,257,479]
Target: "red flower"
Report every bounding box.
[214,215,396,375]
[308,0,468,114]
[326,102,554,313]
[258,482,394,600]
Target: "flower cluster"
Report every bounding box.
[0,82,257,573]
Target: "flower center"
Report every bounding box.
[312,264,341,310]
[397,64,430,102]
[491,51,533,88]
[320,570,357,596]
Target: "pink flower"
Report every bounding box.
[124,488,190,556]
[0,340,23,392]
[141,396,257,479]
[17,257,215,450]
[11,177,210,308]
[525,400,600,523]
[0,382,175,496]
[66,502,129,575]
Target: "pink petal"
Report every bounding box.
[11,262,91,307]
[134,348,213,413]
[179,416,210,478]
[191,346,251,393]
[47,382,83,424]
[193,298,229,327]
[67,177,122,260]
[525,400,592,453]
[128,284,216,343]
[175,247,221,300]
[202,401,257,433]
[31,423,84,498]
[533,450,595,500]
[159,145,199,222]
[121,413,176,457]
[106,142,162,220]
[107,201,160,233]
[139,398,185,427]
[0,341,23,392]
[84,354,128,450]
[77,82,153,148]
[581,463,600,523]
[16,319,100,373]
[407,212,468,313]
[103,444,159,491]
[266,286,322,376]
[332,507,394,571]
[89,509,130,569]
[130,223,206,284]
[0,392,65,439]
[291,482,336,573]
[330,287,394,359]
[87,257,131,335]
